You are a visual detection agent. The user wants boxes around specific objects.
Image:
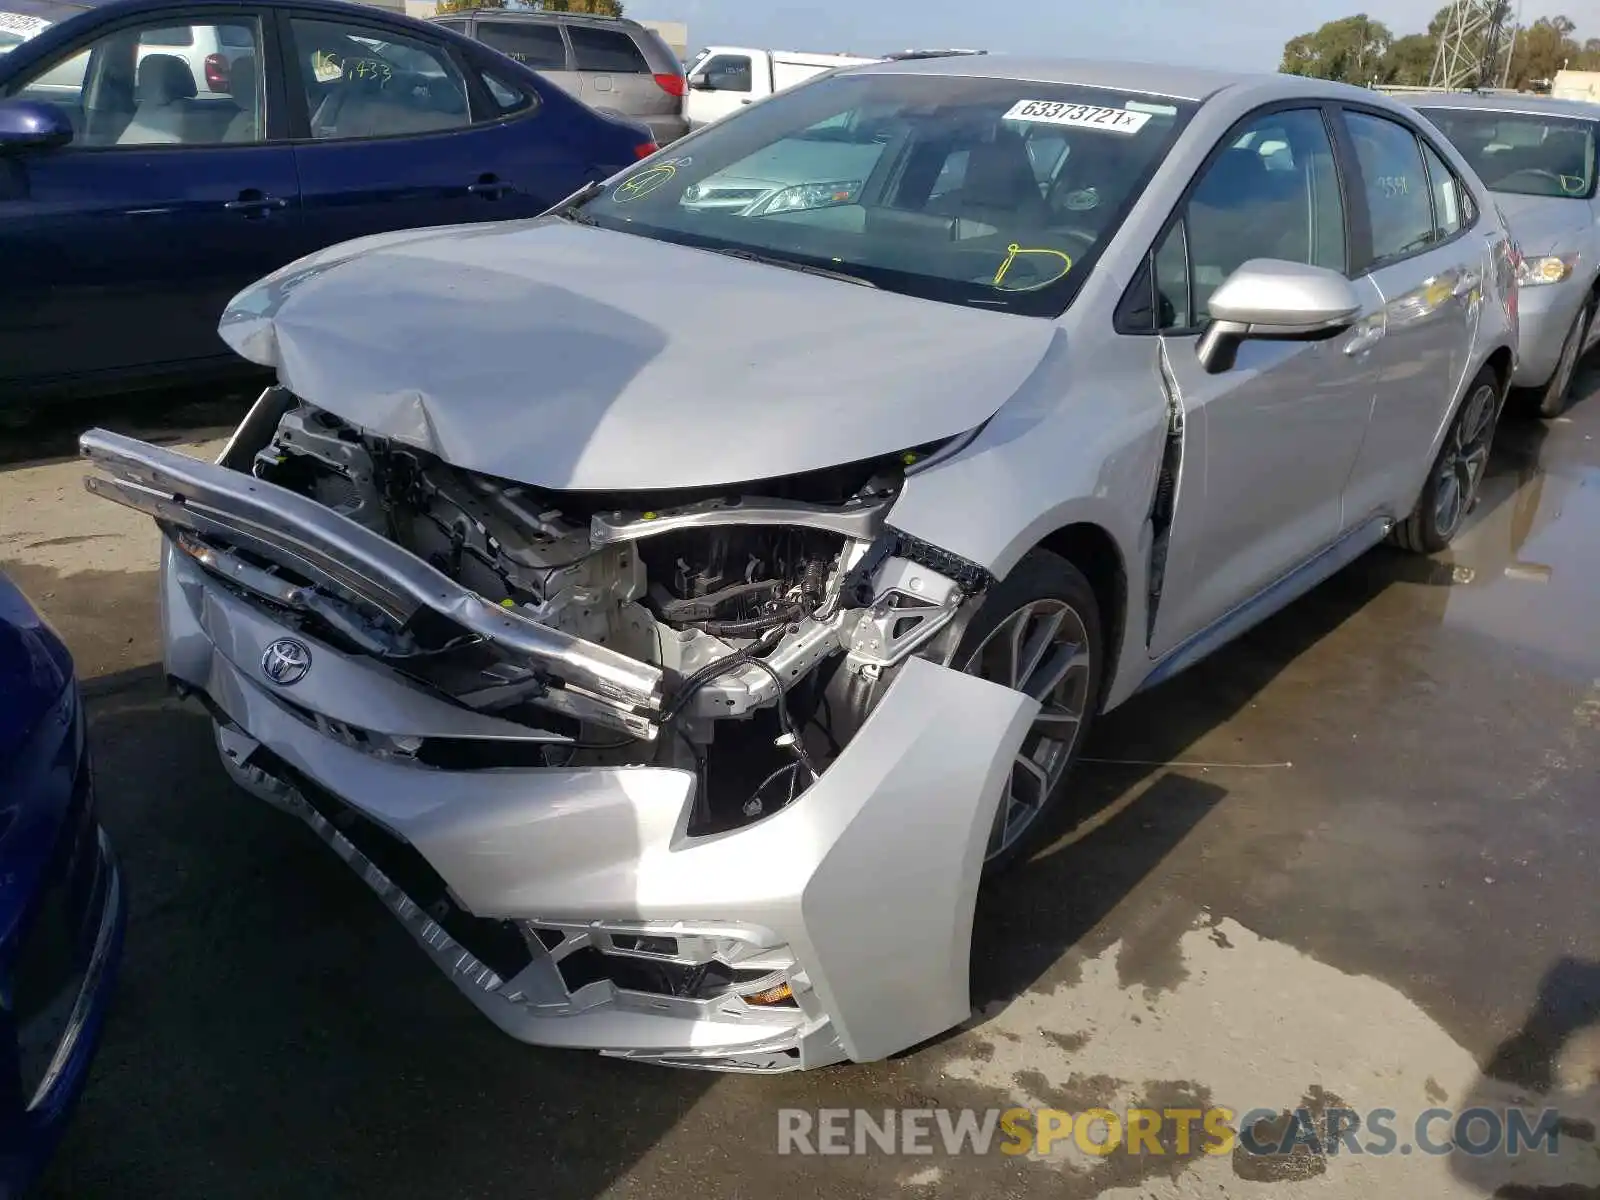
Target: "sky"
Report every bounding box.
[628,0,1600,72]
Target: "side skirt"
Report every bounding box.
[1135,514,1392,696]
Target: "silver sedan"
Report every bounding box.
[1412,94,1600,417]
[82,55,1516,1072]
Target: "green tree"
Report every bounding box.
[1280,14,1394,83]
[1508,14,1580,86]
[1381,32,1437,83]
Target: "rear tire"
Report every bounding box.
[1392,367,1502,555]
[951,549,1105,878]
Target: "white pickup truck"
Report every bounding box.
[683,46,881,129]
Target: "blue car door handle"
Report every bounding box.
[224,189,288,217]
[468,175,514,200]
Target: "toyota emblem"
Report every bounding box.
[261,638,312,686]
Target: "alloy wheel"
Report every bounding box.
[963,599,1094,861]
[1433,382,1498,541]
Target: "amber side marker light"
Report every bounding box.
[742,982,796,1007]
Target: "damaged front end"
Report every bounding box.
[80,388,1035,1070]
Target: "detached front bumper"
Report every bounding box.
[150,517,1033,1072]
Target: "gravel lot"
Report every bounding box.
[4,382,1598,1199]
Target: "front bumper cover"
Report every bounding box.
[107,431,1036,1072]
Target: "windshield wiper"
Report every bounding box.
[706,246,878,288]
[544,179,604,225]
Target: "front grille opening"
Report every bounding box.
[609,933,677,956]
[556,948,783,1002]
[529,926,565,951]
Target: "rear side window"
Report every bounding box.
[476,21,566,71]
[219,24,254,48]
[477,66,536,117]
[1343,111,1435,265]
[567,25,649,73]
[1420,139,1468,240]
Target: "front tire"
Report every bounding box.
[1538,299,1592,419]
[1392,368,1502,555]
[953,549,1104,877]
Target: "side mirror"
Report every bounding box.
[1196,258,1363,374]
[0,99,74,153]
[687,74,714,91]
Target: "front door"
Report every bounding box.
[1144,106,1381,657]
[685,52,753,129]
[0,12,302,393]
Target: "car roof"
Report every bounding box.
[430,7,650,31]
[1402,91,1600,120]
[845,53,1370,106]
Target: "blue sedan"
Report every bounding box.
[0,0,656,403]
[0,571,123,1196]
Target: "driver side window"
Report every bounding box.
[289,18,468,141]
[7,18,265,147]
[1120,106,1346,332]
[696,53,751,92]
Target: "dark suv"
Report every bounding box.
[431,10,686,144]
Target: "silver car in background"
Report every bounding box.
[429,9,687,145]
[1414,95,1600,417]
[80,57,1516,1073]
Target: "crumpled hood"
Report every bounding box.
[219,219,1060,492]
[1494,192,1593,255]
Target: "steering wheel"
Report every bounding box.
[1497,167,1566,192]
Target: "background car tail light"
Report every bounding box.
[634,142,659,159]
[203,53,230,92]
[653,72,685,97]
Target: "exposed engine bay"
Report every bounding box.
[227,399,990,832]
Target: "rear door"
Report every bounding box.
[565,21,668,125]
[469,16,580,99]
[281,12,589,250]
[0,11,302,393]
[1337,106,1487,524]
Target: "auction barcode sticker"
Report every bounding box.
[1001,100,1151,134]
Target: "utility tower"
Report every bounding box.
[1429,0,1516,89]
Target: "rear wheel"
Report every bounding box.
[1392,368,1501,554]
[953,550,1104,876]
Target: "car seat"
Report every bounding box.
[117,54,199,145]
[944,126,1050,228]
[223,55,259,142]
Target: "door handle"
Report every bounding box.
[1342,316,1386,356]
[224,190,287,217]
[468,175,513,200]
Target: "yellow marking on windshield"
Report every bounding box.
[614,163,678,203]
[992,243,1073,292]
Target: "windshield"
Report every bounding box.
[575,72,1194,314]
[1419,107,1598,199]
